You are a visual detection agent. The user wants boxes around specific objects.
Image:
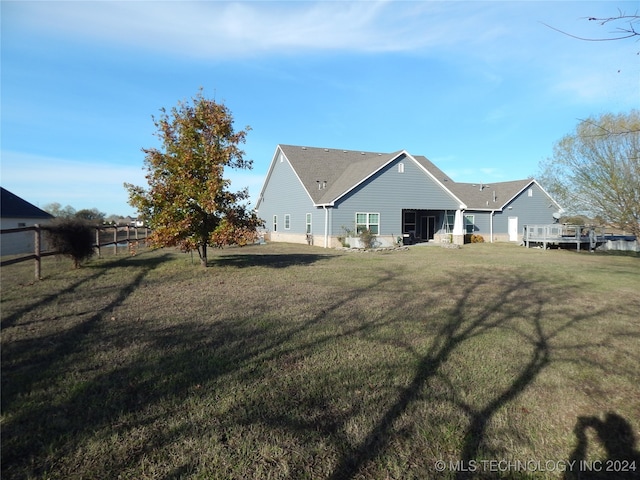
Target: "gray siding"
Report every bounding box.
[465,212,491,234]
[331,155,460,235]
[492,183,557,234]
[257,152,317,235]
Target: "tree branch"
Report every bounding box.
[540,10,640,42]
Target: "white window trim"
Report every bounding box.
[284,214,291,230]
[464,214,475,234]
[355,212,380,234]
[273,215,277,232]
[445,213,455,233]
[306,213,312,234]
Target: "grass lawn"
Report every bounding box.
[1,243,639,479]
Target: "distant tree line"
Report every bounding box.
[42,203,133,226]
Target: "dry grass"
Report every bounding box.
[1,243,639,479]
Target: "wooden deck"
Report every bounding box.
[523,224,606,251]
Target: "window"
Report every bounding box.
[284,214,291,230]
[403,211,416,234]
[306,213,312,234]
[464,214,475,234]
[273,215,277,232]
[398,162,405,173]
[356,212,379,234]
[528,188,533,197]
[445,213,455,233]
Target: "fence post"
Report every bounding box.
[34,224,42,280]
[96,227,101,257]
[113,226,118,255]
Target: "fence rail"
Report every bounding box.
[0,224,150,279]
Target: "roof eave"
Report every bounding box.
[255,144,318,209]
[408,153,467,208]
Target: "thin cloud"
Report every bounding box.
[2,151,144,185]
[1,151,146,213]
[9,1,500,58]
[1,150,267,211]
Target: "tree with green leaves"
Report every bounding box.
[125,91,263,266]
[75,208,106,224]
[538,110,639,236]
[43,202,76,218]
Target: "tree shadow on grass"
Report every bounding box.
[222,269,622,480]
[208,252,337,268]
[0,252,376,479]
[2,255,636,479]
[1,253,173,477]
[0,253,171,330]
[322,273,582,479]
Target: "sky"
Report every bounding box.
[1,1,638,217]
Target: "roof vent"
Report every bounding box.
[324,148,329,152]
[302,146,307,150]
[361,152,365,155]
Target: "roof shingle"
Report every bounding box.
[276,145,535,209]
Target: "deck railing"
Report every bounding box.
[523,224,606,251]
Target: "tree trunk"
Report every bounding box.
[199,243,208,267]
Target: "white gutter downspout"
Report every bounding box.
[490,210,495,243]
[323,206,329,248]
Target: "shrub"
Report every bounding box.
[338,226,354,248]
[359,228,376,249]
[46,218,95,268]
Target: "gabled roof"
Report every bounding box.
[448,179,535,210]
[1,187,53,219]
[277,145,402,205]
[259,145,554,211]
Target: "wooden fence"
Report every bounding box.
[0,224,150,280]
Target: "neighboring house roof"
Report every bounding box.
[263,145,556,211]
[1,187,54,219]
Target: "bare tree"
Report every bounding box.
[538,111,640,236]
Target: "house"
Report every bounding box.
[255,145,562,248]
[1,187,54,256]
